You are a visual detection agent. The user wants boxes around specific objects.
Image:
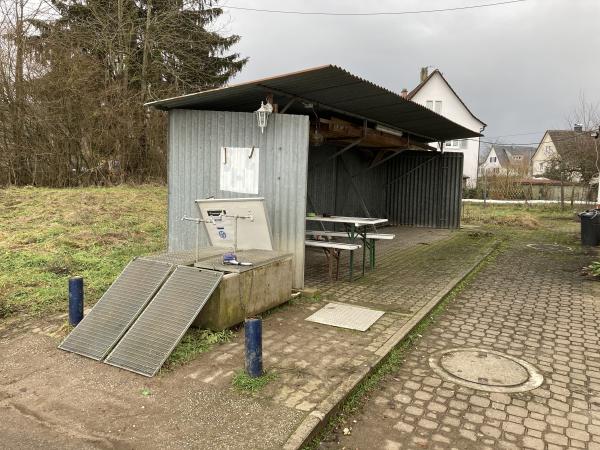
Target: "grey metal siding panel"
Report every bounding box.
[307,146,386,221]
[384,151,463,228]
[307,148,462,229]
[168,110,309,288]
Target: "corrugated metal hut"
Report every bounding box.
[147,65,480,289]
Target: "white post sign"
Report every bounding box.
[220,147,260,194]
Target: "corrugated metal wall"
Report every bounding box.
[168,110,310,288]
[307,146,388,222]
[307,148,463,229]
[385,151,463,228]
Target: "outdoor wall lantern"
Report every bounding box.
[255,101,273,134]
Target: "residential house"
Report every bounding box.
[531,126,597,181]
[479,145,535,176]
[407,67,486,188]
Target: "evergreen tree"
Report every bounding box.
[0,0,246,185]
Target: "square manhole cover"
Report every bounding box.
[305,303,384,331]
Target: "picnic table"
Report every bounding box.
[305,215,388,280]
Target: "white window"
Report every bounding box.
[434,101,442,113]
[490,156,497,163]
[445,139,469,149]
[513,155,522,161]
[426,100,434,110]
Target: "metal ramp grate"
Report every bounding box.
[58,258,173,360]
[104,266,223,377]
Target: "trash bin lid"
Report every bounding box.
[578,210,600,218]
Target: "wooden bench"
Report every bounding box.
[305,231,395,268]
[305,239,361,281]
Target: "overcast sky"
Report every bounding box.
[217,0,600,148]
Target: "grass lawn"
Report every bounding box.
[461,201,582,239]
[0,185,167,318]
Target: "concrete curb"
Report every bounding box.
[282,241,500,450]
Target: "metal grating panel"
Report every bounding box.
[104,266,223,377]
[305,302,384,332]
[58,258,173,360]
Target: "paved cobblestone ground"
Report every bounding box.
[321,235,600,450]
[183,228,493,409]
[0,228,493,449]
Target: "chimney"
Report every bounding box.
[420,67,429,83]
[400,88,408,98]
[574,123,583,132]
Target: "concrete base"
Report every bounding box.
[193,254,293,330]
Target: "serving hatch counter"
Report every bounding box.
[153,198,294,330]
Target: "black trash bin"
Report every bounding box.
[579,209,600,246]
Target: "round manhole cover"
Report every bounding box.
[526,243,572,252]
[429,348,544,393]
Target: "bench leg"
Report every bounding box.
[348,250,354,282]
[349,246,354,281]
[361,234,367,277]
[370,238,376,269]
[321,248,333,281]
[321,248,341,282]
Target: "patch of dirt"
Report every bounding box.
[0,322,302,450]
[483,214,540,229]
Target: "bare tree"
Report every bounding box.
[566,91,600,131]
[0,0,246,187]
[542,94,600,184]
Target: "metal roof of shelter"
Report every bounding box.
[146,65,481,142]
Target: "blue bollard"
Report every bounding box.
[245,318,263,378]
[68,277,84,326]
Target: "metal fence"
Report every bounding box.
[465,175,596,204]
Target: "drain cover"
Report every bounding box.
[526,243,572,252]
[429,348,543,393]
